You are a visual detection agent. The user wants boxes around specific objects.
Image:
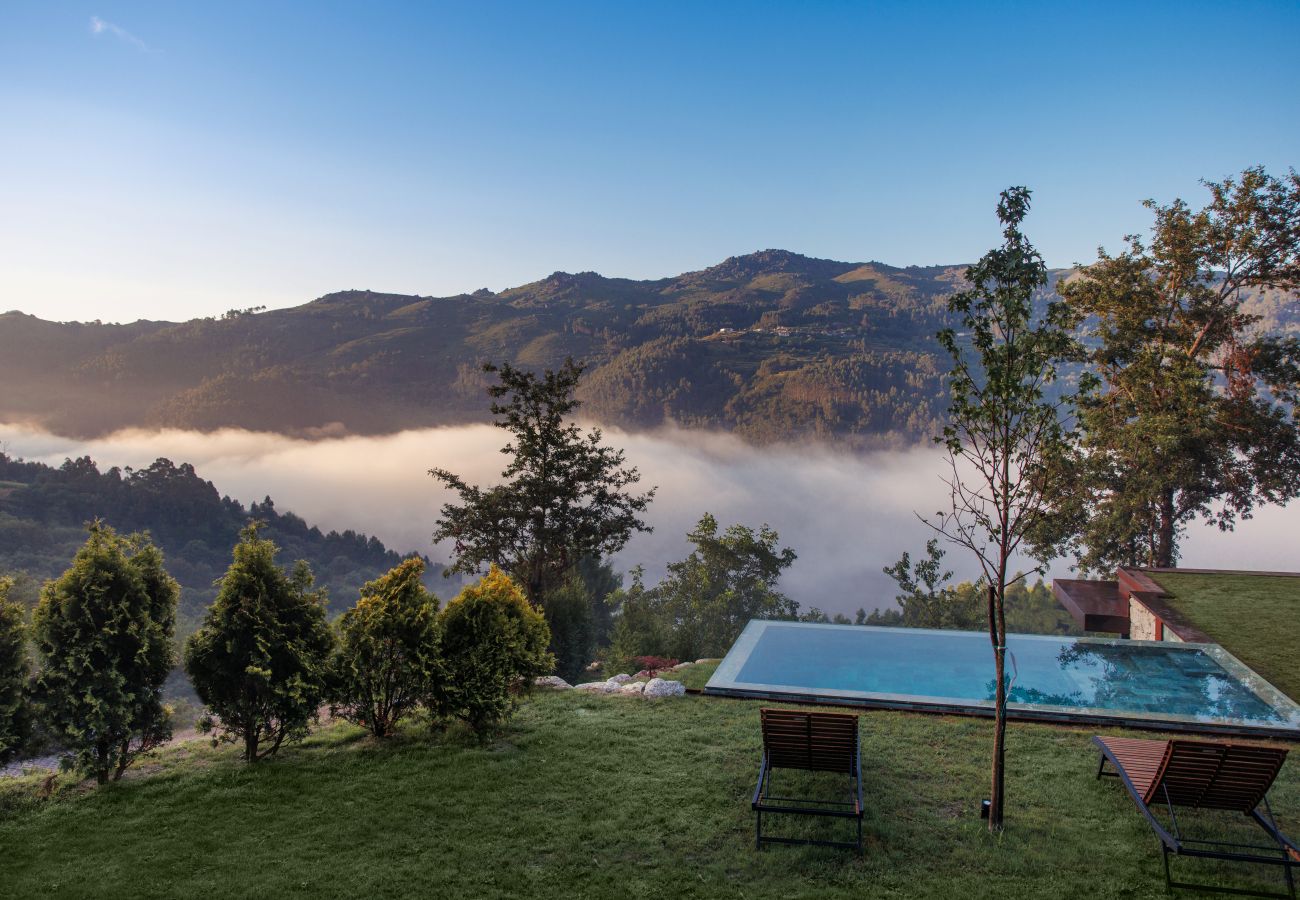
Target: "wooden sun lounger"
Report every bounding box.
[752,707,864,852]
[1094,735,1298,898]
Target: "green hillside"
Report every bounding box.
[0,451,444,631]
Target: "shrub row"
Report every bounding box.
[0,523,553,781]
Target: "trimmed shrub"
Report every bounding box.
[0,578,31,767]
[185,524,333,762]
[32,524,178,783]
[430,566,552,739]
[330,558,439,738]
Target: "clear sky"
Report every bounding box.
[2,1,1297,323]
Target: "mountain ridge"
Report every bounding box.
[4,250,1296,446]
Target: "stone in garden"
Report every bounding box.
[534,675,572,690]
[619,682,645,695]
[643,677,687,698]
[574,681,610,692]
[608,673,633,684]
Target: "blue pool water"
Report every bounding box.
[705,621,1300,736]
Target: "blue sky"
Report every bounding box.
[2,1,1297,323]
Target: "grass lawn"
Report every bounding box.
[1147,571,1300,702]
[4,672,1298,900]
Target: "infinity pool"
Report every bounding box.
[705,621,1300,738]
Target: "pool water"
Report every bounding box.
[705,621,1300,737]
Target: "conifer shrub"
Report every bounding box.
[430,566,552,739]
[0,577,31,767]
[184,524,333,762]
[32,524,178,783]
[541,575,595,684]
[330,558,440,738]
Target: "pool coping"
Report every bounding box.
[703,620,1300,741]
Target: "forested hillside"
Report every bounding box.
[0,252,1031,446]
[0,452,442,632]
[6,249,1294,447]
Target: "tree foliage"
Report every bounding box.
[925,187,1078,831]
[431,358,654,603]
[184,524,334,762]
[0,577,31,767]
[606,514,797,666]
[32,523,178,783]
[429,566,553,739]
[1048,167,1300,571]
[330,558,440,738]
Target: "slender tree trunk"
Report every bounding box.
[987,582,1007,831]
[1154,490,1177,568]
[244,729,258,764]
[95,740,110,785]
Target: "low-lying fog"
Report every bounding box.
[4,423,1299,617]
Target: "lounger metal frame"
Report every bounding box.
[1095,736,1298,898]
[752,708,864,852]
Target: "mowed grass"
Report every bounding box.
[2,685,1298,899]
[1148,571,1300,702]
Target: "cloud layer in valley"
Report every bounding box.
[4,423,1299,617]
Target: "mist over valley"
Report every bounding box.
[5,422,1298,619]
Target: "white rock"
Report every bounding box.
[618,682,645,695]
[695,658,716,665]
[574,681,610,692]
[608,673,633,684]
[643,677,687,698]
[534,675,572,690]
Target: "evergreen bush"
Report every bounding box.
[330,558,440,738]
[184,524,333,762]
[32,524,178,783]
[0,577,31,767]
[430,566,552,739]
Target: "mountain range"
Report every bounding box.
[4,250,1296,447]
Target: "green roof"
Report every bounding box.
[1146,570,1300,703]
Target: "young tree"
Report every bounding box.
[1051,167,1300,571]
[880,539,982,629]
[431,358,654,604]
[330,558,440,738]
[926,187,1078,831]
[628,513,797,662]
[0,578,31,767]
[32,524,178,783]
[184,524,334,762]
[429,566,553,739]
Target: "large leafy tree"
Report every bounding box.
[330,558,440,738]
[0,577,31,767]
[32,524,178,783]
[926,187,1079,831]
[431,358,654,604]
[1051,167,1300,571]
[185,524,334,762]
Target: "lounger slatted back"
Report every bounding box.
[761,708,859,774]
[752,708,864,852]
[1094,735,1297,898]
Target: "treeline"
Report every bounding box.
[0,452,436,628]
[0,526,549,779]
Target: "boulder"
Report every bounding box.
[534,675,572,690]
[618,682,646,695]
[643,677,687,698]
[574,681,611,692]
[608,673,633,684]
